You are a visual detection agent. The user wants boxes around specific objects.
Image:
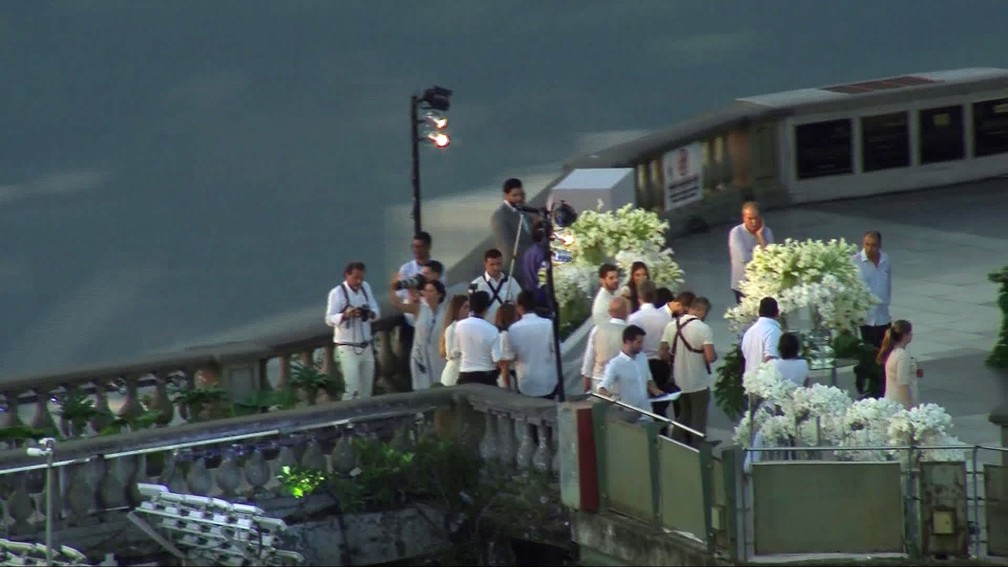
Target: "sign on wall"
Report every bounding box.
[662,142,703,211]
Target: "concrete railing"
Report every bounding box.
[0,384,559,560]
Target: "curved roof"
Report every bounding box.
[566,67,1008,169]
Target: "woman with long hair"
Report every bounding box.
[493,303,520,389]
[876,319,922,409]
[388,276,448,391]
[620,261,650,313]
[439,294,469,386]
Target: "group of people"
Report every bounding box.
[322,183,921,435]
[730,203,920,410]
[324,178,562,401]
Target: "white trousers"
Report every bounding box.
[337,345,375,400]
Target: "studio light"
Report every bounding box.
[426,131,451,148]
[424,112,448,129]
[411,85,454,234]
[553,200,578,228]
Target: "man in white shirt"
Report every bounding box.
[396,231,440,299]
[581,297,630,393]
[741,297,782,377]
[452,290,500,386]
[591,263,621,326]
[628,282,674,420]
[728,201,774,304]
[660,297,717,446]
[853,230,892,397]
[470,248,520,323]
[494,291,558,399]
[598,325,665,421]
[325,261,381,400]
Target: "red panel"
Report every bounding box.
[575,407,599,511]
[822,75,941,94]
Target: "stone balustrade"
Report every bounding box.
[0,315,412,445]
[0,384,560,552]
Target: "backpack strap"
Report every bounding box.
[672,317,711,374]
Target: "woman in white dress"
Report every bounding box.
[878,319,921,409]
[439,294,470,386]
[771,333,810,387]
[388,276,448,391]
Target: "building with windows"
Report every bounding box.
[562,67,1008,228]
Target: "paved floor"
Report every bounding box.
[669,177,1008,450]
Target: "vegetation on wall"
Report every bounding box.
[988,266,1008,369]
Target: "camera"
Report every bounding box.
[358,304,374,320]
[467,282,479,294]
[394,274,426,291]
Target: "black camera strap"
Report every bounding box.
[341,282,373,309]
[484,274,510,306]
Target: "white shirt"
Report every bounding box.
[884,347,919,408]
[627,303,671,360]
[853,249,892,326]
[772,358,810,387]
[493,313,557,397]
[452,315,500,372]
[592,287,618,326]
[325,281,380,345]
[599,351,654,414]
[661,314,714,393]
[729,223,774,291]
[580,318,627,386]
[470,272,519,323]
[741,317,782,375]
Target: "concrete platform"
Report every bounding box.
[668,177,1008,449]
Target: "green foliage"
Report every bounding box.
[0,424,60,444]
[58,388,105,427]
[99,409,164,436]
[290,360,333,391]
[170,386,227,407]
[832,331,884,397]
[233,388,300,415]
[277,465,329,499]
[713,340,745,419]
[987,266,1008,369]
[558,297,590,340]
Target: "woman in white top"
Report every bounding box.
[388,276,448,391]
[771,332,810,387]
[439,294,469,386]
[878,319,921,409]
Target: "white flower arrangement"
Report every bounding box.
[735,363,965,464]
[742,362,796,404]
[725,238,879,334]
[549,202,684,330]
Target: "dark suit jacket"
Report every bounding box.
[491,202,533,273]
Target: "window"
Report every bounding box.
[919,105,964,164]
[794,119,853,179]
[973,97,1008,157]
[861,112,909,172]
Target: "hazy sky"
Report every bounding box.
[2,1,1006,376]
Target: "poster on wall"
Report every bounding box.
[662,142,703,211]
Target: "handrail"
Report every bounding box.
[589,391,705,439]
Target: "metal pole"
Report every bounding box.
[543,213,566,402]
[45,449,54,566]
[410,94,422,236]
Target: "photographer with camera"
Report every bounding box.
[470,248,519,323]
[325,261,380,400]
[388,272,448,391]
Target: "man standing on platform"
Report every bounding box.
[741,297,782,376]
[628,282,674,422]
[325,262,380,400]
[660,297,717,446]
[598,325,666,421]
[853,230,892,397]
[729,201,774,304]
[581,297,630,393]
[470,248,520,323]
[491,177,533,278]
[592,263,621,326]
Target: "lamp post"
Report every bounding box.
[410,86,453,235]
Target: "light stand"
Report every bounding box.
[410,85,452,235]
[518,201,577,403]
[26,437,56,566]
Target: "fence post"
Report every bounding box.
[990,405,1008,466]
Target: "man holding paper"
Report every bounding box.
[598,325,666,421]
